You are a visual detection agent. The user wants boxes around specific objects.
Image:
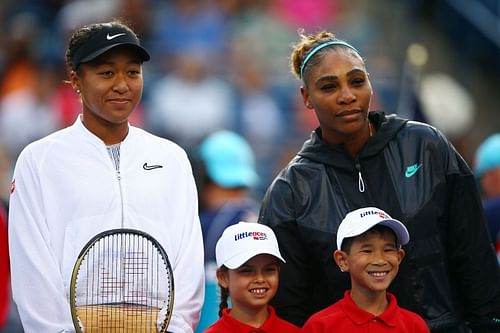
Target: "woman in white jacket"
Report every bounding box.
[8,20,204,333]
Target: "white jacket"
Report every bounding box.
[8,117,204,332]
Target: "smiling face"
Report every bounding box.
[301,48,373,145]
[334,228,404,299]
[217,254,280,320]
[70,46,144,143]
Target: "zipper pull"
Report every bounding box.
[358,171,365,193]
[355,161,365,193]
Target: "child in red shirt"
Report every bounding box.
[303,207,430,332]
[203,221,301,333]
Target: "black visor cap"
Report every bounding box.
[71,26,150,69]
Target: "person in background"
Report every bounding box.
[0,204,9,330]
[204,221,301,333]
[0,192,24,333]
[303,207,429,332]
[8,20,204,332]
[193,130,260,332]
[258,29,500,332]
[146,49,234,150]
[474,133,500,263]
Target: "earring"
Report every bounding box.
[306,102,313,108]
[76,89,80,94]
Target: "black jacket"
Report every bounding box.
[259,111,500,332]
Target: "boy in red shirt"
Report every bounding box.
[303,207,430,332]
[203,221,301,333]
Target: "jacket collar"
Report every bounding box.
[74,114,135,147]
[297,111,408,168]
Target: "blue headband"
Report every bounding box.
[300,40,360,79]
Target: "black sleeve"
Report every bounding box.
[446,147,500,331]
[258,176,315,327]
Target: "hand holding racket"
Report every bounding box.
[69,229,174,332]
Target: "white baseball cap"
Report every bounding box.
[215,221,285,269]
[337,207,410,250]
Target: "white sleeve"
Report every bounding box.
[8,149,75,333]
[166,158,205,333]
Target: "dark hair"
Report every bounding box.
[65,19,137,73]
[340,225,398,253]
[217,266,230,317]
[290,29,363,82]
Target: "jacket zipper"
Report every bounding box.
[117,169,125,228]
[355,159,365,193]
[104,143,125,228]
[116,168,126,304]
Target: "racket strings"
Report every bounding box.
[73,232,173,332]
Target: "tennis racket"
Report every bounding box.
[69,228,174,332]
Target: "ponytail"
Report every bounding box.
[218,284,230,317]
[216,266,230,317]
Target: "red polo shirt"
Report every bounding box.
[203,305,301,333]
[303,290,430,332]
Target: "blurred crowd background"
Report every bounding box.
[1,0,500,202]
[0,0,499,332]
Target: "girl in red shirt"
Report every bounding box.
[203,221,301,333]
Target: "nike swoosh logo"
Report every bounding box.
[143,163,163,170]
[405,163,422,178]
[107,33,126,40]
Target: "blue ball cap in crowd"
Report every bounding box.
[199,131,258,188]
[475,133,500,178]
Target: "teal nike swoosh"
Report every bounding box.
[405,164,422,178]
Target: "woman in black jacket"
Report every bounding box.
[258,30,500,333]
